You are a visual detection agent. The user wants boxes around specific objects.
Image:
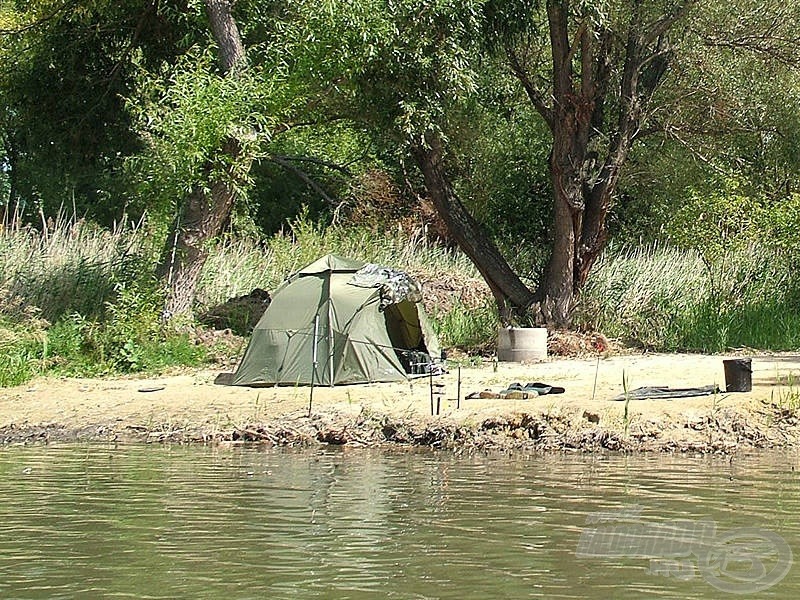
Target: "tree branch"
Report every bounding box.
[643,0,697,47]
[506,45,554,130]
[268,155,339,207]
[700,34,800,67]
[567,20,588,67]
[589,27,613,132]
[664,128,731,176]
[547,0,573,98]
[271,154,352,175]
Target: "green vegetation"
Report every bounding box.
[579,182,800,352]
[0,215,492,385]
[1,1,800,386]
[3,206,800,387]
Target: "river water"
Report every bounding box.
[0,444,797,599]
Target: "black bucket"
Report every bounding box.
[723,358,752,392]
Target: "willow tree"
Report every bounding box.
[131,0,287,318]
[470,0,695,325]
[298,0,699,326]
[289,0,538,318]
[155,0,250,318]
[502,0,800,325]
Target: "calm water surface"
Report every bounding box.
[0,444,798,599]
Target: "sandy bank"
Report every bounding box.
[2,353,800,453]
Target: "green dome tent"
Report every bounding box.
[229,254,441,386]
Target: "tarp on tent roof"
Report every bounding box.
[228,254,440,387]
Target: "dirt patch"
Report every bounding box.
[2,353,800,453]
[198,288,271,335]
[415,272,490,315]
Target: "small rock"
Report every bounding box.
[583,410,600,424]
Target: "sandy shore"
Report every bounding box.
[2,352,800,452]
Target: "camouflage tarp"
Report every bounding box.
[348,263,423,309]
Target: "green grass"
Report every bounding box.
[772,373,800,413]
[0,324,46,386]
[579,242,800,352]
[2,210,800,388]
[430,299,498,352]
[0,216,207,384]
[196,215,479,310]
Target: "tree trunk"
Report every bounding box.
[410,132,536,321]
[511,0,687,328]
[159,0,247,319]
[160,137,242,317]
[2,133,18,214]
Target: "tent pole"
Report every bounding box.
[328,300,334,386]
[457,366,461,409]
[429,370,434,416]
[308,315,320,418]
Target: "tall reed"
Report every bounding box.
[197,216,480,309]
[579,242,800,351]
[0,213,143,321]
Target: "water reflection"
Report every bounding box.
[0,445,797,599]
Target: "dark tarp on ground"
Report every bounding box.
[611,385,720,401]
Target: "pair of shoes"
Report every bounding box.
[517,381,565,395]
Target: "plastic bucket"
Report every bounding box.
[723,358,752,392]
[497,327,547,362]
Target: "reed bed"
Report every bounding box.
[0,213,143,321]
[196,217,480,311]
[579,242,800,351]
[1,213,799,386]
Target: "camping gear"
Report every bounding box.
[468,389,534,400]
[611,385,719,401]
[465,381,565,400]
[497,327,547,362]
[430,376,445,415]
[506,382,566,395]
[228,254,440,386]
[723,358,752,392]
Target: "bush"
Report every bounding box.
[430,299,498,352]
[0,322,46,386]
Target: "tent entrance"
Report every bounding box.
[383,301,432,374]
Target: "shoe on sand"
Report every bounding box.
[524,382,565,394]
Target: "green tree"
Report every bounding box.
[0,0,195,223]
[300,0,800,327]
[130,1,343,317]
[148,0,254,318]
